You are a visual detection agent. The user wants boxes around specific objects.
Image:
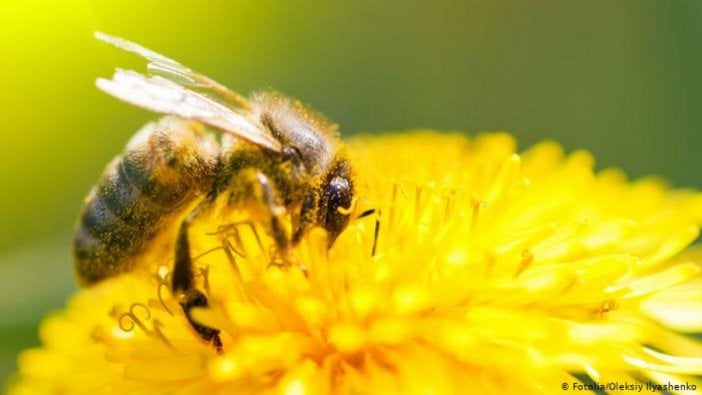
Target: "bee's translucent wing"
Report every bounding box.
[95,32,250,108]
[97,70,281,151]
[95,32,281,152]
[95,31,180,68]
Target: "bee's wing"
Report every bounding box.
[95,32,281,152]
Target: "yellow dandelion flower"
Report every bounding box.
[8,132,702,394]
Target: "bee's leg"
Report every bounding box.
[172,209,223,352]
[224,167,291,262]
[292,191,317,245]
[251,171,292,263]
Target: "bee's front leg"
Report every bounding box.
[254,172,291,257]
[225,167,294,263]
[292,191,317,245]
[172,207,223,352]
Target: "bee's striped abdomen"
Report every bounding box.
[74,118,219,285]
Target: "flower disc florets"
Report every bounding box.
[9,132,702,395]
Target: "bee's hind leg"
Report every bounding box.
[172,209,223,352]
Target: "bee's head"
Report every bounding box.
[254,91,353,246]
[317,158,354,247]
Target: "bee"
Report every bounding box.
[74,32,355,350]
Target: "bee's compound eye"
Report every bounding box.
[322,176,353,246]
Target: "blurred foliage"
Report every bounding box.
[1,0,700,385]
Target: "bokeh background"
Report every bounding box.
[1,0,700,385]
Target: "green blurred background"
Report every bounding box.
[1,0,700,384]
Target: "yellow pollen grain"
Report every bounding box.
[329,323,367,353]
[444,248,468,267]
[370,318,412,345]
[295,296,326,330]
[392,286,431,316]
[284,380,307,395]
[349,287,380,320]
[209,356,240,381]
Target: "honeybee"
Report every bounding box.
[74,32,355,350]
